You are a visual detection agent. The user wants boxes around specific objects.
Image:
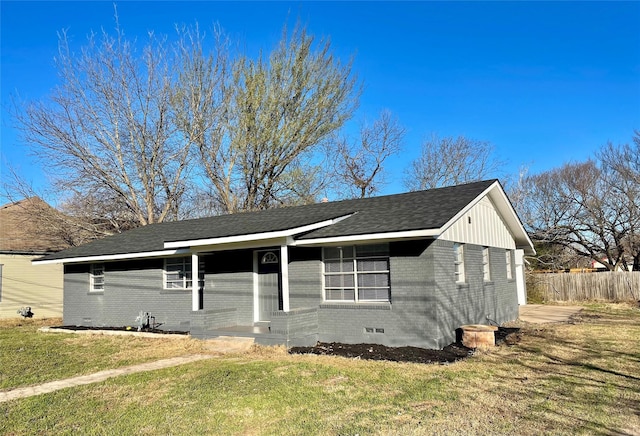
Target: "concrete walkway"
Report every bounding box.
[1,335,256,403]
[0,354,214,403]
[519,304,583,323]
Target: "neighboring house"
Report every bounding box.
[0,198,68,319]
[35,180,535,349]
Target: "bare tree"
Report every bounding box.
[330,110,405,198]
[188,24,360,213]
[598,131,640,270]
[11,15,360,225]
[520,137,640,271]
[12,16,196,227]
[404,134,504,191]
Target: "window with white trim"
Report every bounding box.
[482,247,491,281]
[323,244,390,302]
[506,250,513,280]
[454,243,465,283]
[164,257,204,290]
[90,264,105,292]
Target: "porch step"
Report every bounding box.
[253,321,271,328]
[190,324,285,345]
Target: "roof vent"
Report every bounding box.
[321,197,329,203]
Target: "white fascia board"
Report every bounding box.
[32,248,191,265]
[292,228,440,246]
[163,214,354,250]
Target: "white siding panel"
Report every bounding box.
[0,254,63,319]
[439,196,516,249]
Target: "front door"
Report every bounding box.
[257,250,282,322]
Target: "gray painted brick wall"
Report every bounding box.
[61,238,519,348]
[64,264,105,326]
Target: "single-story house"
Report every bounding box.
[0,198,68,319]
[35,180,534,349]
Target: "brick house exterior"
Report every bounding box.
[36,180,534,349]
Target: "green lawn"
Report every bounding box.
[1,304,639,435]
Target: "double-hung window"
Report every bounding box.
[323,244,390,303]
[90,264,105,292]
[482,247,491,281]
[454,243,465,283]
[165,257,191,289]
[164,257,204,290]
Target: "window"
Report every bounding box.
[90,264,105,292]
[506,250,513,280]
[261,252,278,264]
[164,257,204,290]
[323,244,390,302]
[454,243,465,283]
[482,247,491,281]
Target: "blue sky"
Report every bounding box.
[1,1,639,202]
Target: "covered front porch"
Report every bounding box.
[189,307,319,347]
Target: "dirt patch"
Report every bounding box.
[289,327,521,364]
[49,325,189,335]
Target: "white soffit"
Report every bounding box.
[32,248,191,265]
[163,214,354,250]
[292,228,440,246]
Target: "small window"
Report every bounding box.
[90,264,105,292]
[261,252,278,264]
[454,243,465,283]
[483,247,491,282]
[164,257,204,290]
[506,250,513,280]
[165,257,191,289]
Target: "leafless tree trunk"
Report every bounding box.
[330,110,405,198]
[403,134,504,191]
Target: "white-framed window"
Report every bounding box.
[90,263,105,292]
[454,243,465,283]
[482,247,491,282]
[323,244,390,303]
[261,252,278,264]
[164,257,205,290]
[506,250,513,280]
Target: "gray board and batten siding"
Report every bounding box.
[44,180,533,349]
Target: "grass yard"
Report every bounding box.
[1,303,639,435]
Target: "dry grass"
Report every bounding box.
[1,303,639,435]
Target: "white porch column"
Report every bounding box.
[280,245,290,312]
[515,249,526,305]
[191,253,200,311]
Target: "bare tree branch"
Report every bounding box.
[330,110,405,198]
[403,134,504,191]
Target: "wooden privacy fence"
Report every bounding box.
[529,271,640,302]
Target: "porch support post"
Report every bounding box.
[515,249,526,305]
[192,253,201,311]
[280,245,290,312]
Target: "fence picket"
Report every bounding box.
[529,271,640,302]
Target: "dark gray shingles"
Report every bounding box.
[40,180,495,261]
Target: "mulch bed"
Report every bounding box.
[289,326,522,364]
[49,325,189,335]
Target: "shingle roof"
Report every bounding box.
[39,180,499,261]
[0,197,71,253]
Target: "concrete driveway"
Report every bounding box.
[519,304,583,323]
